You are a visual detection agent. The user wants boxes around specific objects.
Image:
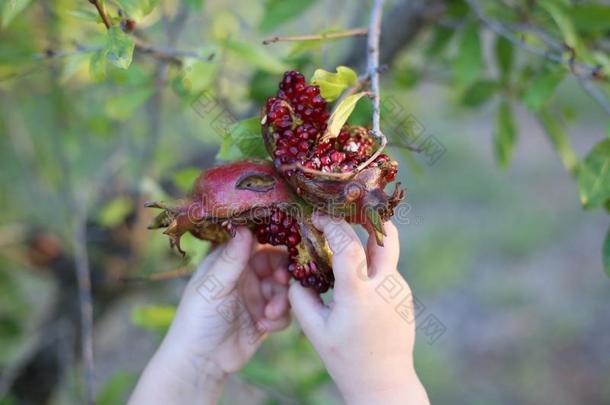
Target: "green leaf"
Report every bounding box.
[571,4,610,33]
[494,100,517,168]
[602,224,610,277]
[185,0,204,11]
[173,167,201,193]
[537,109,578,174]
[106,26,135,69]
[223,39,289,74]
[217,117,268,161]
[259,0,315,33]
[523,68,565,111]
[182,59,217,94]
[98,196,133,227]
[96,372,137,405]
[453,23,483,87]
[495,35,513,83]
[104,87,154,120]
[114,0,159,19]
[460,80,498,107]
[1,0,32,28]
[426,26,454,57]
[90,50,107,81]
[132,305,176,332]
[539,1,578,48]
[311,66,358,102]
[66,9,101,23]
[577,138,610,209]
[323,92,367,140]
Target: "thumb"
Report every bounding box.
[288,283,327,340]
[205,227,254,290]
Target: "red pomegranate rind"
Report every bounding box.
[146,160,335,292]
[190,160,294,219]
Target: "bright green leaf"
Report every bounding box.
[217,116,268,161]
[173,167,201,193]
[132,305,176,332]
[259,0,315,33]
[323,92,368,140]
[106,26,135,69]
[90,50,107,81]
[104,87,154,120]
[571,4,610,33]
[1,0,31,28]
[461,80,498,107]
[311,66,358,101]
[494,100,517,168]
[577,138,610,209]
[453,23,483,87]
[98,196,133,227]
[223,39,289,74]
[495,35,513,83]
[523,68,565,111]
[602,224,610,277]
[537,109,578,174]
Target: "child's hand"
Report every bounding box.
[289,215,430,405]
[130,228,291,405]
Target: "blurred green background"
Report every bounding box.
[1,0,609,404]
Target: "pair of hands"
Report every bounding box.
[130,215,429,404]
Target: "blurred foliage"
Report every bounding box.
[0,0,609,403]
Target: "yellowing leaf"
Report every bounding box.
[98,196,133,227]
[132,305,176,332]
[311,66,358,101]
[323,92,367,140]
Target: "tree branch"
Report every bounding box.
[342,0,446,71]
[465,0,610,115]
[262,28,368,45]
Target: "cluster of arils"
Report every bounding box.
[147,70,404,293]
[263,70,396,183]
[254,207,332,292]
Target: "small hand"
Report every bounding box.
[130,228,291,405]
[289,215,430,405]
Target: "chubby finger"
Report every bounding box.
[207,227,254,289]
[250,247,289,280]
[367,220,400,278]
[261,280,290,319]
[313,213,368,292]
[288,283,326,339]
[258,313,291,333]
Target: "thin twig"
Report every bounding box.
[466,0,610,115]
[88,0,211,65]
[276,0,387,181]
[354,0,387,173]
[263,28,368,45]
